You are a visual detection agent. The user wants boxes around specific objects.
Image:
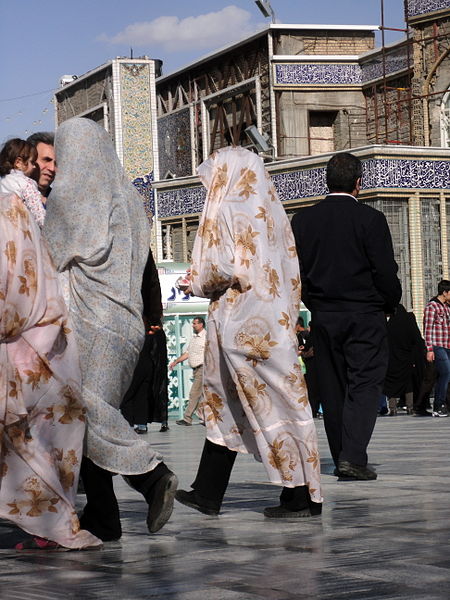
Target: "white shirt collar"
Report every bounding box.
[327,192,358,202]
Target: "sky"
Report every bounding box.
[0,0,407,143]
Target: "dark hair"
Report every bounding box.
[26,131,55,147]
[0,138,37,176]
[193,316,205,327]
[438,280,450,295]
[296,317,305,328]
[326,152,362,194]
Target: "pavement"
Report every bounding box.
[1,413,449,599]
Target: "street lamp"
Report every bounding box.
[255,0,276,23]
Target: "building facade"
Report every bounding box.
[54,0,450,411]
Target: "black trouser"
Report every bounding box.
[191,439,311,510]
[80,457,170,541]
[312,310,388,467]
[304,357,321,416]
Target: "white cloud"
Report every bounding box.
[98,5,260,52]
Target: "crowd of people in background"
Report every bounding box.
[1,122,449,551]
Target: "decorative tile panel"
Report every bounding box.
[407,0,450,18]
[158,186,206,218]
[361,47,411,84]
[271,167,327,200]
[275,63,362,86]
[132,171,154,218]
[362,159,450,189]
[120,62,154,181]
[158,109,192,179]
[156,157,450,218]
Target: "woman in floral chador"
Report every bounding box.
[0,192,101,550]
[176,147,322,518]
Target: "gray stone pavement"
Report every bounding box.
[1,414,449,599]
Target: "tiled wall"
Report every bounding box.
[274,63,362,86]
[158,108,192,179]
[120,62,154,181]
[407,0,450,18]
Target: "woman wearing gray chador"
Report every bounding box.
[44,117,177,541]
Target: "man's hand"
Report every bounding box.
[427,351,434,362]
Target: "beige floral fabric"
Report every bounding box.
[0,193,101,548]
[43,118,162,475]
[191,146,322,501]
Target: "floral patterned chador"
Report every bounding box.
[190,147,322,501]
[0,193,101,549]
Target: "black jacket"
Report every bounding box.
[291,194,402,313]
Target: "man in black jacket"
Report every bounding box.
[291,152,402,480]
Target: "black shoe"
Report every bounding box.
[159,425,169,432]
[337,460,377,480]
[378,406,389,416]
[175,489,220,516]
[432,406,449,418]
[412,410,432,417]
[146,472,178,533]
[176,419,192,426]
[134,424,148,434]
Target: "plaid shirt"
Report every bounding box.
[423,297,450,352]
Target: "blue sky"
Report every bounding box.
[0,1,406,142]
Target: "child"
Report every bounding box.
[0,138,46,228]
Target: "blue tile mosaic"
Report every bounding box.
[362,158,450,189]
[156,157,450,218]
[407,0,450,18]
[158,185,206,218]
[275,63,362,86]
[158,109,192,179]
[132,171,155,218]
[361,47,411,84]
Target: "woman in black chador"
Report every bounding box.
[121,253,169,433]
[383,304,424,416]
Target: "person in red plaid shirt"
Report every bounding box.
[423,280,450,417]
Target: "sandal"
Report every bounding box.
[15,536,67,551]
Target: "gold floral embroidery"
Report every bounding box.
[211,164,228,196]
[268,184,277,202]
[203,386,224,424]
[255,206,268,221]
[52,448,79,491]
[278,312,290,329]
[7,477,60,517]
[239,332,278,366]
[4,241,16,266]
[5,202,28,228]
[198,218,220,248]
[306,449,320,470]
[263,264,280,298]
[288,245,297,258]
[236,225,259,268]
[238,374,268,410]
[24,357,52,390]
[268,438,295,481]
[55,386,86,424]
[4,311,26,338]
[291,276,300,293]
[7,421,33,447]
[237,168,257,199]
